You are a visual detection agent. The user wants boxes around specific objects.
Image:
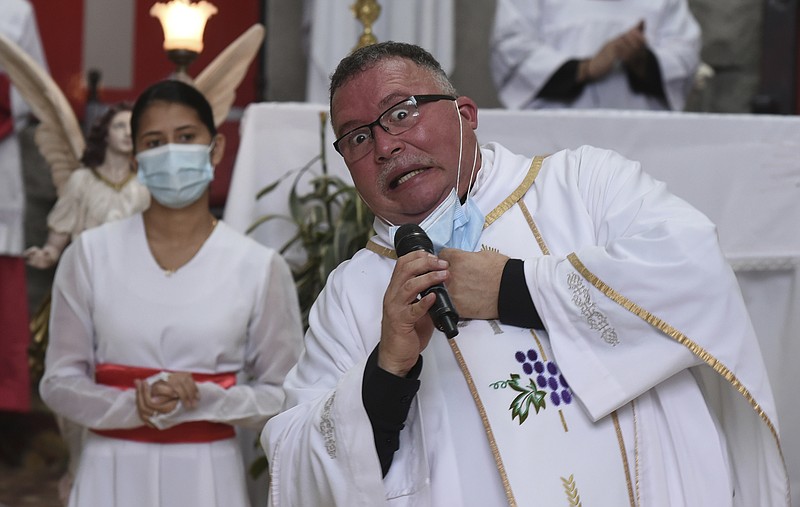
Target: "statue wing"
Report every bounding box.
[194,24,265,127]
[0,32,84,196]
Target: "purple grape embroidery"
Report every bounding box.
[491,348,574,424]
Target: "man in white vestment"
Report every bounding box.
[262,41,789,506]
[490,0,701,111]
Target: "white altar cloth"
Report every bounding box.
[224,102,800,504]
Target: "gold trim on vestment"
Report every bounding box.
[530,329,548,362]
[612,410,637,507]
[518,200,550,256]
[484,156,545,229]
[365,241,395,258]
[632,401,641,507]
[558,409,569,433]
[448,338,517,507]
[566,252,784,461]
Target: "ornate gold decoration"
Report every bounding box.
[351,0,381,50]
[561,474,583,507]
[566,252,782,450]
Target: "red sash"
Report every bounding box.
[0,74,14,142]
[91,363,237,444]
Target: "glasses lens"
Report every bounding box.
[381,99,420,132]
[341,127,372,160]
[336,97,426,160]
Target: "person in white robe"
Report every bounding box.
[490,0,702,111]
[40,80,304,507]
[0,0,48,414]
[262,42,789,506]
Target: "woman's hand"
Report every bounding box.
[134,372,199,426]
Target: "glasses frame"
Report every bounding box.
[332,94,457,159]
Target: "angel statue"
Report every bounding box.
[0,23,266,506]
[24,102,149,268]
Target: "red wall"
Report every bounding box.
[28,0,262,207]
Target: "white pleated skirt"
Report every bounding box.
[69,432,251,507]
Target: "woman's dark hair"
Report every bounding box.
[80,102,133,168]
[130,79,217,148]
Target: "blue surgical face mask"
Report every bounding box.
[136,143,214,209]
[408,186,484,253]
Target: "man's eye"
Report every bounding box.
[350,131,371,146]
[388,108,411,123]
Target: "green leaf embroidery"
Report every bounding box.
[505,374,546,424]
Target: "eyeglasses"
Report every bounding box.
[333,94,457,161]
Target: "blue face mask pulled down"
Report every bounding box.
[391,187,485,254]
[136,143,214,209]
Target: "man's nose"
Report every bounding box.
[372,125,403,160]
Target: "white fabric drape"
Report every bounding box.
[303,0,454,104]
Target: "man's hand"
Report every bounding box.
[378,250,447,377]
[438,248,509,320]
[617,21,648,79]
[583,20,647,82]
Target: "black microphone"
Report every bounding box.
[393,224,459,339]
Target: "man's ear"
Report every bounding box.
[456,96,479,130]
[210,133,227,165]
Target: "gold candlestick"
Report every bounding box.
[351,0,381,50]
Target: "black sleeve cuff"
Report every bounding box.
[537,59,586,102]
[626,49,666,101]
[498,259,544,329]
[362,344,422,477]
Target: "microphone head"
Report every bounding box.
[394,223,434,256]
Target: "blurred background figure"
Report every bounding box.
[0,0,47,415]
[490,0,701,111]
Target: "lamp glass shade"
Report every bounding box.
[150,0,218,53]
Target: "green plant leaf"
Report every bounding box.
[255,177,286,200]
[249,456,268,479]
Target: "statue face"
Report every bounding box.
[106,110,133,155]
